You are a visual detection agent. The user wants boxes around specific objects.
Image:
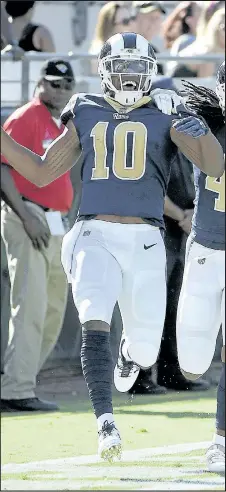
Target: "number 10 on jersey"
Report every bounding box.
[91,121,147,180]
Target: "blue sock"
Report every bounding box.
[216,364,225,432]
[81,330,113,418]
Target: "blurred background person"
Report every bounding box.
[1,1,24,59]
[1,59,76,412]
[89,1,165,74]
[89,1,136,56]
[167,4,225,78]
[132,1,165,42]
[195,1,225,38]
[2,1,55,54]
[132,0,166,74]
[163,2,202,57]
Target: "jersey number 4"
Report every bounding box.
[90,121,147,180]
[205,171,225,213]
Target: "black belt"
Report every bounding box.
[21,196,50,212]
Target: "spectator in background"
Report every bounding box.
[89,1,134,74]
[163,1,202,78]
[89,1,136,56]
[1,1,24,59]
[89,1,165,74]
[132,1,166,42]
[2,1,55,54]
[168,5,225,78]
[181,7,225,77]
[131,1,166,74]
[196,1,225,38]
[163,2,202,53]
[1,59,75,412]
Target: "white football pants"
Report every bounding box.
[177,237,225,376]
[61,219,167,368]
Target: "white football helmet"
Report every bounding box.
[98,32,158,106]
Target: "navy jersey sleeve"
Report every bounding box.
[60,94,78,126]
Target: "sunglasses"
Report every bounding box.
[47,79,75,90]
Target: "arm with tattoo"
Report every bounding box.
[1,120,82,187]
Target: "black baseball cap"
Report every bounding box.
[133,1,166,14]
[41,59,75,81]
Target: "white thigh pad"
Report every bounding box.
[119,235,167,368]
[71,229,122,325]
[131,269,166,324]
[177,244,222,375]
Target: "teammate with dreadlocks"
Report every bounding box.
[176,61,225,473]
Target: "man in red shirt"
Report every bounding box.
[1,58,75,411]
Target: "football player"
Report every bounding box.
[1,33,224,462]
[175,62,225,473]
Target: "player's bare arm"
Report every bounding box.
[1,120,82,187]
[170,117,224,178]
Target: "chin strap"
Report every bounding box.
[114,91,143,106]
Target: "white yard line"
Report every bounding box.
[2,465,222,480]
[2,442,225,492]
[2,441,211,473]
[1,479,224,491]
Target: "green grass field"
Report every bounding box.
[2,388,225,490]
[2,389,217,464]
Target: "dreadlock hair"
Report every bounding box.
[182,80,224,132]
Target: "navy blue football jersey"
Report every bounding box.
[191,126,225,250]
[61,93,189,228]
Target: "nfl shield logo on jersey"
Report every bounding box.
[198,258,206,265]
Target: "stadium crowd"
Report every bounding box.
[1,0,225,413]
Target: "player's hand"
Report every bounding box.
[151,88,184,115]
[1,43,25,61]
[172,116,208,138]
[22,211,51,250]
[179,209,194,235]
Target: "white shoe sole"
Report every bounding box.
[207,462,225,473]
[99,437,122,462]
[114,364,140,393]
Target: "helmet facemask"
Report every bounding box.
[99,52,157,106]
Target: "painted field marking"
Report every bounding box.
[2,441,211,473]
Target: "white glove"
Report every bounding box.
[150,88,184,115]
